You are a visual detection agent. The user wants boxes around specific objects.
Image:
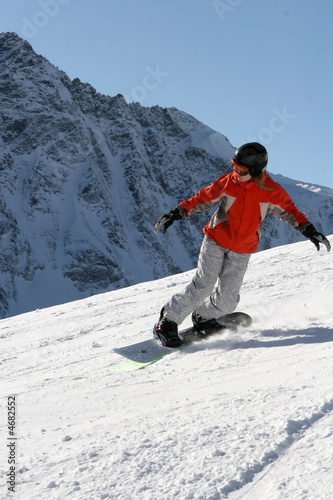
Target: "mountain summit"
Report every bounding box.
[0,32,332,318]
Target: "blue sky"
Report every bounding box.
[2,0,333,188]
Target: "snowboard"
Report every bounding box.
[113,312,252,364]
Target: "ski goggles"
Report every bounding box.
[232,158,250,176]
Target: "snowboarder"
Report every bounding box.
[154,142,331,347]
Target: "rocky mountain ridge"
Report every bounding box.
[0,32,332,318]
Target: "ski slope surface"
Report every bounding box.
[1,236,333,499]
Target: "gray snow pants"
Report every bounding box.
[164,236,251,325]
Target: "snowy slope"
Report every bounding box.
[1,236,333,499]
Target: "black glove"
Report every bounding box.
[301,223,331,252]
[154,207,184,234]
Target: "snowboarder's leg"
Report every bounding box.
[195,249,250,320]
[161,236,226,325]
[153,308,181,347]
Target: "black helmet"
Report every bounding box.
[233,142,268,177]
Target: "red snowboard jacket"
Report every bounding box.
[179,171,309,254]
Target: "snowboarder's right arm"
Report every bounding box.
[154,206,186,234]
[155,175,228,234]
[178,175,228,217]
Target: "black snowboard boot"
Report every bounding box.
[153,309,182,348]
[192,311,221,334]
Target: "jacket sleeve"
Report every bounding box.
[267,184,309,230]
[179,175,228,217]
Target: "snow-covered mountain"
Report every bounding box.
[1,31,333,318]
[1,237,333,499]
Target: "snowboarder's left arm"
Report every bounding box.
[268,185,331,252]
[299,222,331,252]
